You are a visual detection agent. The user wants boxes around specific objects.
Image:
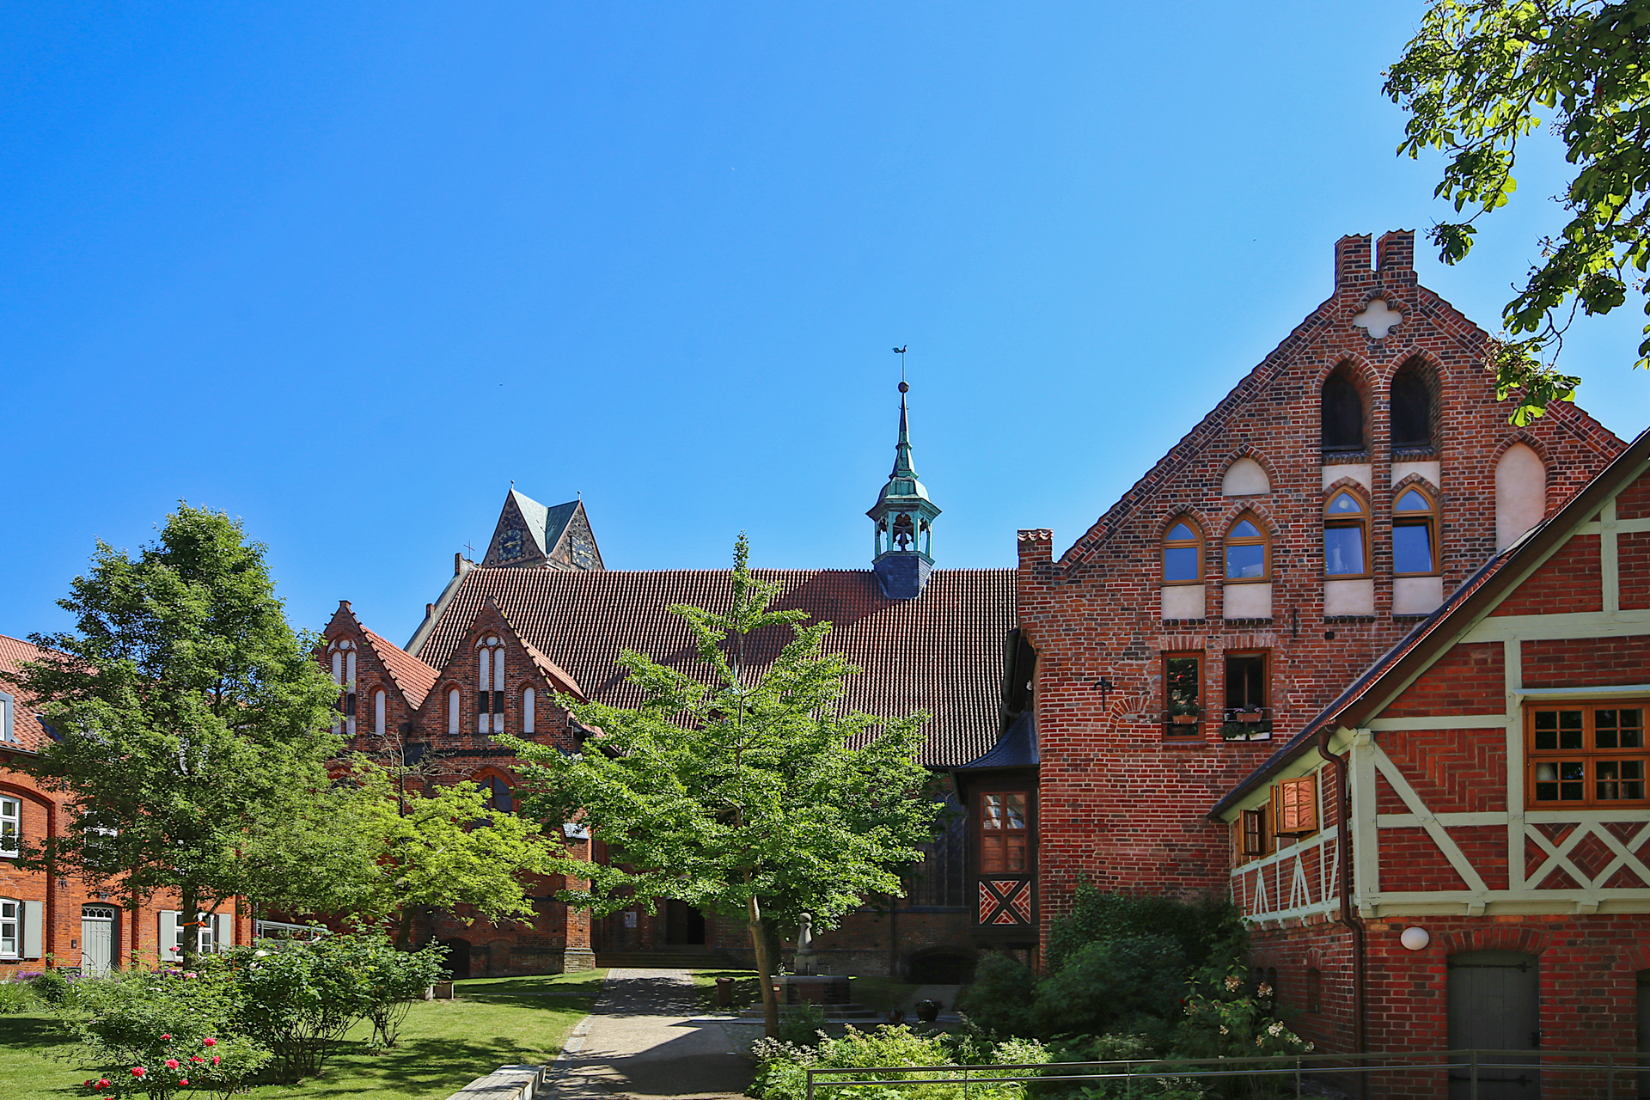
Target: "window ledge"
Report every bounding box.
[1392,447,1438,461]
[1323,615,1376,623]
[1161,618,1206,627]
[1221,618,1274,628]
[1322,451,1371,464]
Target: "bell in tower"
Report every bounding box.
[868,380,941,599]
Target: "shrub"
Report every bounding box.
[1028,936,1188,1039]
[1044,886,1243,976]
[352,933,447,1048]
[955,952,1036,1036]
[1174,960,1311,1100]
[751,1025,1049,1100]
[32,967,74,1006]
[777,1002,830,1046]
[234,935,373,1081]
[0,978,36,1014]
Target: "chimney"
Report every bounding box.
[1017,529,1054,567]
[425,603,435,619]
[1378,229,1416,274]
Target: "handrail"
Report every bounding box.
[802,1049,1650,1100]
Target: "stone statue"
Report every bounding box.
[793,912,818,975]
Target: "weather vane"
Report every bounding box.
[893,345,907,383]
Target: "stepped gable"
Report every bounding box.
[0,633,57,751]
[412,567,1015,766]
[358,627,439,710]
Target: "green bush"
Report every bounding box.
[751,1025,1049,1100]
[1044,885,1243,976]
[1027,936,1188,1039]
[777,1002,830,1045]
[955,952,1037,1036]
[352,933,448,1048]
[31,967,73,1006]
[0,979,36,1014]
[234,934,373,1081]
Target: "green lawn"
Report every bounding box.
[0,970,607,1100]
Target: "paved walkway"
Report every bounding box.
[548,968,753,1100]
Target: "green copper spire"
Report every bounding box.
[868,379,941,598]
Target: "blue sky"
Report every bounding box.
[5,2,1649,647]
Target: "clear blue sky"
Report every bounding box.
[6,2,1649,647]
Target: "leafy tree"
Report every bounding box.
[500,535,939,1037]
[2,505,341,966]
[1386,0,1650,423]
[248,760,557,948]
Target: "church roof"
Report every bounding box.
[411,567,1015,766]
[359,626,440,710]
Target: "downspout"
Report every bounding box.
[1317,730,1366,1062]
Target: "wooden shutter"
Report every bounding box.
[1242,808,1268,856]
[1273,775,1318,836]
[21,901,42,959]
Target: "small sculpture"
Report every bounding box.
[793,912,818,976]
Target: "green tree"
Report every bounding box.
[2,505,341,966]
[311,762,560,948]
[1386,0,1650,423]
[500,536,939,1037]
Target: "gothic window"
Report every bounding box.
[1224,514,1269,581]
[1393,486,1439,575]
[447,688,461,736]
[522,688,536,734]
[1324,490,1369,577]
[328,640,357,737]
[1163,518,1203,584]
[481,776,514,814]
[476,637,505,734]
[372,690,386,737]
[1321,371,1365,454]
[1527,704,1648,808]
[1390,362,1434,450]
[979,792,1028,874]
[1164,653,1203,736]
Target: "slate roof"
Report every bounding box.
[360,627,440,710]
[0,633,58,752]
[956,708,1037,770]
[411,567,1016,766]
[1209,423,1650,819]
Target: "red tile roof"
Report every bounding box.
[360,627,439,710]
[0,633,58,752]
[413,568,1016,766]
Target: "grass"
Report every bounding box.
[0,970,607,1100]
[690,968,763,1014]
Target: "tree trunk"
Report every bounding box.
[747,894,780,1038]
[179,885,198,971]
[394,910,414,950]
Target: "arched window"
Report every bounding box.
[1497,443,1547,550]
[1321,371,1365,454]
[522,688,536,734]
[372,689,386,737]
[1224,515,1269,582]
[1390,362,1434,450]
[1324,490,1369,577]
[328,640,356,737]
[475,636,505,734]
[447,688,461,736]
[1394,486,1439,575]
[1163,518,1203,584]
[480,776,514,814]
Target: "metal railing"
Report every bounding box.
[804,1048,1650,1100]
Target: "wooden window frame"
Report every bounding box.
[1393,484,1441,576]
[1321,371,1367,456]
[1163,516,1204,586]
[1222,651,1272,740]
[1163,651,1203,738]
[1224,512,1271,584]
[1272,774,1318,836]
[1525,701,1650,809]
[1241,807,1271,858]
[978,790,1030,875]
[1390,362,1435,452]
[1323,488,1371,579]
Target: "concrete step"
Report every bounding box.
[593,951,738,970]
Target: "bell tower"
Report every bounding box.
[868,380,941,599]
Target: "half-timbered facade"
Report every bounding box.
[1214,425,1650,1080]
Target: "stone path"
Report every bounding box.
[547,968,753,1100]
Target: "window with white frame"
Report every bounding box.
[476,637,505,734]
[0,898,17,958]
[328,640,357,737]
[0,797,19,857]
[0,689,15,743]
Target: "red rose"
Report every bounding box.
[178,1080,188,1087]
[131,1067,146,1077]
[161,1034,171,1040]
[190,1055,204,1062]
[97,1080,110,1089]
[202,1036,216,1046]
[211,1055,221,1065]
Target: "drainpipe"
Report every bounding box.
[1317,730,1366,1066]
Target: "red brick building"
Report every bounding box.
[1012,230,1624,964]
[0,634,251,977]
[1213,423,1650,1087]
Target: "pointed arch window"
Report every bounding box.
[1163,519,1203,584]
[1224,515,1269,582]
[1393,486,1439,575]
[476,637,505,734]
[1321,372,1365,454]
[1390,363,1434,450]
[481,776,514,814]
[372,689,386,737]
[522,688,536,734]
[1324,490,1369,577]
[447,688,461,736]
[328,640,356,737]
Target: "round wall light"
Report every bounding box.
[1400,926,1430,951]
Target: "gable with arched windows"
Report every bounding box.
[1222,511,1273,621]
[1324,487,1370,579]
[1321,365,1366,456]
[1390,358,1437,452]
[476,636,506,734]
[327,639,357,737]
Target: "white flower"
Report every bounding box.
[1224,975,1242,992]
[1257,983,1273,997]
[1218,1026,1228,1035]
